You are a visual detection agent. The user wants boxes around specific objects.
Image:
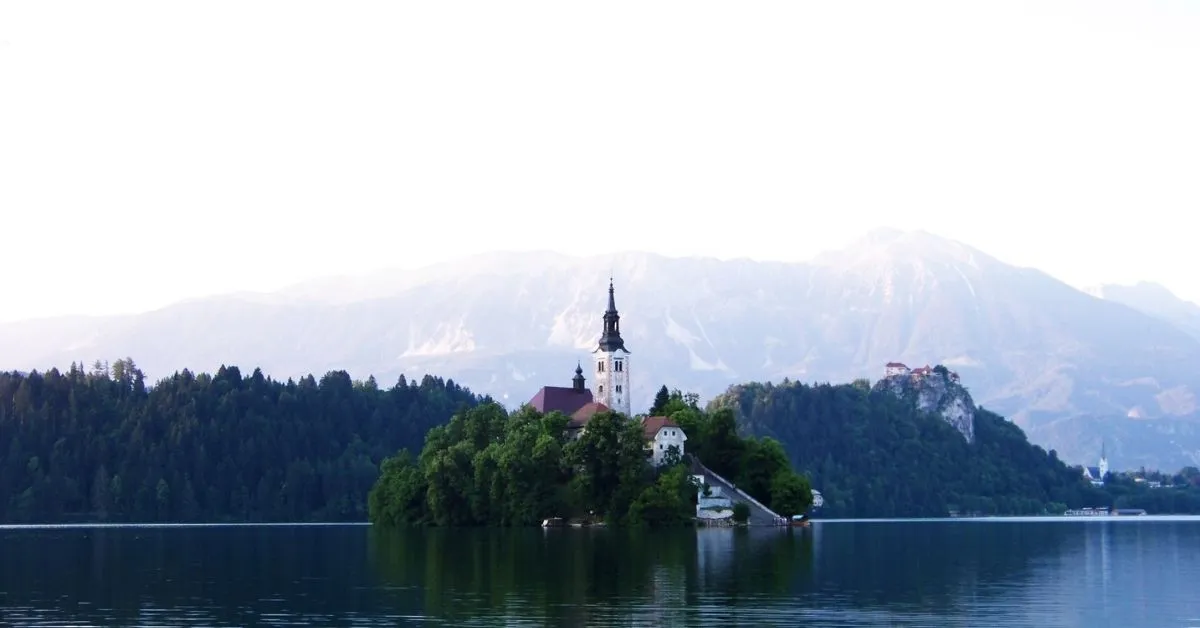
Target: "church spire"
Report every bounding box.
[597,278,627,353]
[572,362,586,391]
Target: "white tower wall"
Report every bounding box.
[592,351,631,417]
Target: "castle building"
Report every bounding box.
[885,362,910,377]
[591,280,632,418]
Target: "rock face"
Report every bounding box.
[873,366,976,443]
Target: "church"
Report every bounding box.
[525,280,686,465]
[1082,442,1109,487]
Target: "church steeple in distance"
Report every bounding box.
[597,278,626,353]
[591,278,631,418]
[572,362,586,392]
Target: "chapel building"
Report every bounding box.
[525,280,685,464]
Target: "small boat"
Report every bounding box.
[541,517,565,528]
[790,514,811,527]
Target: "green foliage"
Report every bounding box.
[369,406,696,527]
[770,471,813,518]
[629,465,697,527]
[655,388,814,517]
[650,385,671,415]
[1101,472,1200,513]
[0,362,480,523]
[712,380,1109,518]
[732,502,751,523]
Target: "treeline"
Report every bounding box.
[713,380,1110,517]
[0,360,481,523]
[368,389,813,527]
[1103,470,1200,514]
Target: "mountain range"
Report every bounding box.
[3,228,1200,471]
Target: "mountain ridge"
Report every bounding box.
[4,230,1200,470]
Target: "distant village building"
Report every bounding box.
[526,280,687,461]
[1082,442,1109,486]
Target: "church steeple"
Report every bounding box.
[597,278,627,353]
[572,362,586,391]
[591,278,632,417]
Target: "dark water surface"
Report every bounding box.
[2,518,1199,626]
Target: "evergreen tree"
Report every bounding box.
[650,385,671,415]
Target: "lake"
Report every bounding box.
[2,518,1199,626]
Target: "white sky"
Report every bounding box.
[1,1,1198,323]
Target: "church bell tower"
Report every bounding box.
[592,279,631,417]
[1099,440,1109,479]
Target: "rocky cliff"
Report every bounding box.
[873,365,976,443]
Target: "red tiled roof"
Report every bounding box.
[885,362,908,368]
[567,401,610,429]
[641,415,679,440]
[528,386,593,416]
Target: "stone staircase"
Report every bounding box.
[688,456,783,525]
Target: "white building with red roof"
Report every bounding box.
[642,416,687,466]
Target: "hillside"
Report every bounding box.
[710,376,1106,518]
[4,229,1200,469]
[0,362,481,524]
[1087,281,1200,342]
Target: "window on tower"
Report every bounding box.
[598,385,604,393]
[616,385,622,393]
[597,361,605,373]
[614,360,623,372]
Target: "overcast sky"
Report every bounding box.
[1,1,1197,322]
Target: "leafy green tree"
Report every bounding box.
[732,502,750,523]
[629,465,696,526]
[770,471,812,517]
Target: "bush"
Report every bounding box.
[732,502,751,524]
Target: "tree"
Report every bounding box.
[629,465,696,526]
[732,502,751,524]
[700,408,744,479]
[91,465,112,521]
[661,445,683,468]
[156,478,171,520]
[650,385,671,415]
[769,471,813,517]
[0,362,480,524]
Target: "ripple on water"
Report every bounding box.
[1,521,1200,626]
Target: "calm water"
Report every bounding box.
[2,518,1199,626]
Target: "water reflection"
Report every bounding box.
[367,526,814,625]
[0,520,1198,626]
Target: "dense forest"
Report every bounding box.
[711,380,1111,517]
[0,360,481,523]
[368,389,813,527]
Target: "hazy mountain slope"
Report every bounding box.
[1087,281,1200,342]
[4,229,1200,470]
